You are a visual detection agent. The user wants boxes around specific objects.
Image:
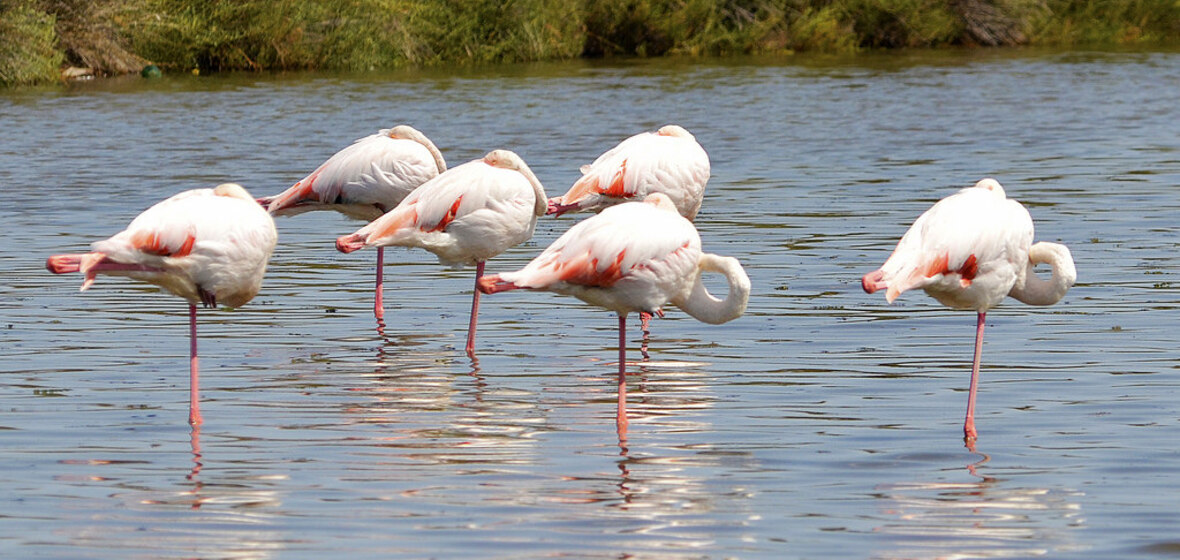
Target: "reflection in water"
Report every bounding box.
[187,424,203,492]
[872,448,1086,559]
[52,437,287,559]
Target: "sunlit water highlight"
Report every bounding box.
[1,48,1178,558]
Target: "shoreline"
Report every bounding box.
[3,0,1178,87]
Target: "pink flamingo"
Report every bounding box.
[46,183,278,425]
[258,125,447,322]
[336,149,547,357]
[479,193,750,434]
[547,125,709,219]
[547,124,710,340]
[862,178,1076,442]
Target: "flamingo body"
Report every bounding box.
[258,125,446,322]
[862,178,1077,442]
[260,125,446,220]
[490,196,704,315]
[548,125,709,220]
[337,149,547,356]
[868,179,1034,310]
[48,184,278,306]
[46,183,278,425]
[480,193,750,433]
[337,150,546,265]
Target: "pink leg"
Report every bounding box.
[465,261,485,357]
[188,304,203,426]
[374,247,385,322]
[617,314,629,435]
[964,311,985,442]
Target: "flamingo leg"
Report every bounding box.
[188,304,203,426]
[465,261,485,357]
[964,311,985,442]
[374,247,386,322]
[617,314,629,435]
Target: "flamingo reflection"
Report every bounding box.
[873,445,1085,559]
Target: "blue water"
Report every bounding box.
[1,48,1178,559]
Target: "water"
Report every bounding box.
[2,47,1178,559]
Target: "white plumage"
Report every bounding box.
[862,178,1077,442]
[46,183,278,425]
[56,183,277,308]
[548,125,710,220]
[479,193,750,434]
[871,178,1035,310]
[260,125,446,220]
[336,149,547,356]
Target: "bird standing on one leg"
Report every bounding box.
[861,178,1076,443]
[258,125,447,323]
[336,149,547,357]
[47,183,278,426]
[479,193,750,435]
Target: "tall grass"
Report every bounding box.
[0,1,63,86]
[1,0,1177,86]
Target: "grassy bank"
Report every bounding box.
[2,0,1178,86]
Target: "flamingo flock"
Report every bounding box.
[46,124,1076,444]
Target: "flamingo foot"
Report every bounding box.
[964,420,978,443]
[861,269,886,293]
[546,197,577,217]
[336,233,366,253]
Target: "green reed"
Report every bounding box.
[2,0,1177,86]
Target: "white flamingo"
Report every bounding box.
[547,124,711,340]
[336,149,547,357]
[47,183,278,425]
[258,125,447,321]
[862,178,1076,442]
[479,193,750,434]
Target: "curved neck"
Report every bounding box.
[673,253,751,324]
[421,138,447,174]
[516,162,549,216]
[1009,242,1076,306]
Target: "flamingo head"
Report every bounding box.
[388,124,423,140]
[656,124,693,139]
[972,178,1006,197]
[642,193,677,213]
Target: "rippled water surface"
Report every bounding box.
[2,48,1178,559]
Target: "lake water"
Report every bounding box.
[2,47,1178,559]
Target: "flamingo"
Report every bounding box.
[257,125,447,322]
[861,178,1076,442]
[46,183,278,426]
[478,193,750,434]
[547,124,711,341]
[336,149,547,357]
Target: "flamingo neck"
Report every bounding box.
[673,253,751,324]
[422,138,447,174]
[1009,242,1076,306]
[515,162,549,216]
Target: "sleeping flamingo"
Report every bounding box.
[46,183,278,426]
[547,124,711,341]
[479,193,750,434]
[861,178,1076,442]
[336,149,547,357]
[258,125,447,322]
[547,125,709,219]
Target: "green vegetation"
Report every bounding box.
[2,0,1177,86]
[0,1,63,86]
